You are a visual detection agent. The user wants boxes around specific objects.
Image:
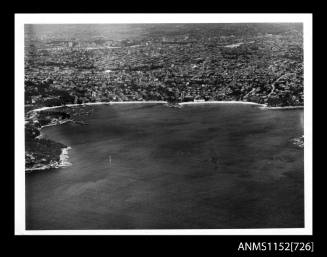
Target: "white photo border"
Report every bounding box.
[15,13,313,235]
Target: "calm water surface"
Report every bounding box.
[26,104,304,229]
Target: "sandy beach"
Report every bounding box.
[179,101,266,106]
[259,106,304,110]
[26,146,72,172]
[29,100,304,114]
[29,101,168,113]
[29,100,267,113]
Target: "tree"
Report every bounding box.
[267,95,281,106]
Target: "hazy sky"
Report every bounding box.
[25,23,302,42]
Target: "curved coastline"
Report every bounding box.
[25,100,303,173]
[29,100,304,113]
[259,105,304,110]
[29,101,168,113]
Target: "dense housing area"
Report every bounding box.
[25,23,303,107]
[24,23,304,170]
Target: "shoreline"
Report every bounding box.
[26,146,72,172]
[40,119,74,129]
[59,146,72,167]
[259,105,304,110]
[28,100,303,113]
[29,101,168,113]
[178,101,266,106]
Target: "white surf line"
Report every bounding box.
[178,101,266,106]
[25,166,52,172]
[25,146,72,172]
[28,100,304,113]
[259,105,304,110]
[40,119,74,129]
[179,101,303,110]
[59,147,72,167]
[29,101,168,113]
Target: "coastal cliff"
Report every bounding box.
[25,110,69,171]
[25,105,95,172]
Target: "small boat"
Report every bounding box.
[108,155,111,168]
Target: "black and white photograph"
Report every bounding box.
[15,14,312,235]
